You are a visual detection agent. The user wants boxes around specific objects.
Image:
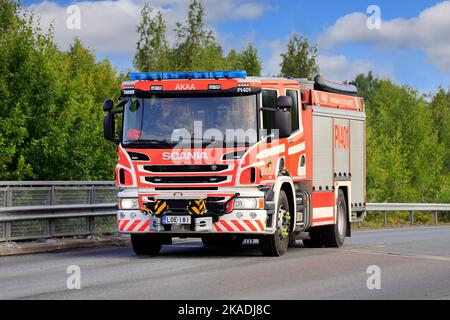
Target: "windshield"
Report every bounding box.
[122,95,258,147]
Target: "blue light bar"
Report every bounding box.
[129,70,247,81]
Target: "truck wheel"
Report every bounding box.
[303,189,347,248]
[201,235,244,247]
[131,234,162,255]
[259,190,291,256]
[325,189,347,247]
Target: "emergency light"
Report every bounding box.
[129,70,247,81]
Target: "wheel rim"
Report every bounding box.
[278,205,290,241]
[337,200,345,237]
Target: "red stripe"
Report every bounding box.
[220,220,234,232]
[138,220,150,231]
[214,223,223,232]
[312,217,335,223]
[127,220,140,232]
[312,192,335,208]
[255,220,265,231]
[119,220,130,231]
[244,220,257,231]
[231,220,246,232]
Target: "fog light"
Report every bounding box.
[236,212,244,219]
[130,212,137,219]
[250,212,257,219]
[119,212,125,219]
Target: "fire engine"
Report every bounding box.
[102,70,366,256]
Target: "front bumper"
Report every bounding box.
[116,209,269,235]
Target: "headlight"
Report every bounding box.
[119,198,139,210]
[233,198,262,210]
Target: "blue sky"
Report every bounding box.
[23,0,450,94]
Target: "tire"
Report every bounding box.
[201,235,244,247]
[259,190,291,256]
[303,189,347,248]
[131,234,162,256]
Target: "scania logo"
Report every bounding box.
[162,151,208,161]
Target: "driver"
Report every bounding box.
[154,105,173,133]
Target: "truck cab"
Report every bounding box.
[103,70,366,256]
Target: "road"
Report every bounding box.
[0,227,449,300]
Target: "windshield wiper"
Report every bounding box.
[126,139,175,147]
[179,138,225,147]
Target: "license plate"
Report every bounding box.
[162,215,191,225]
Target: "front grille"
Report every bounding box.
[144,164,228,173]
[146,197,227,214]
[146,176,228,184]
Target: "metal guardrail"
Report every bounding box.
[0,181,115,208]
[0,182,117,242]
[366,203,450,225]
[0,181,449,242]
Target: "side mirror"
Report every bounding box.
[276,96,293,110]
[103,99,114,112]
[273,97,291,139]
[103,112,115,142]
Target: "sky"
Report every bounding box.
[21,0,450,94]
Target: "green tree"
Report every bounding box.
[226,43,261,76]
[430,88,450,203]
[280,33,319,79]
[0,0,122,180]
[351,71,378,102]
[353,73,447,204]
[133,0,264,74]
[0,0,55,179]
[173,0,224,70]
[430,88,450,165]
[134,3,170,71]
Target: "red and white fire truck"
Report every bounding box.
[102,70,366,256]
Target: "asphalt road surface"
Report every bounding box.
[1,227,449,300]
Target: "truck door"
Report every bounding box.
[285,89,305,179]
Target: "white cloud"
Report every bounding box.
[26,0,267,58]
[262,39,283,76]
[27,0,144,55]
[317,55,372,83]
[317,1,450,73]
